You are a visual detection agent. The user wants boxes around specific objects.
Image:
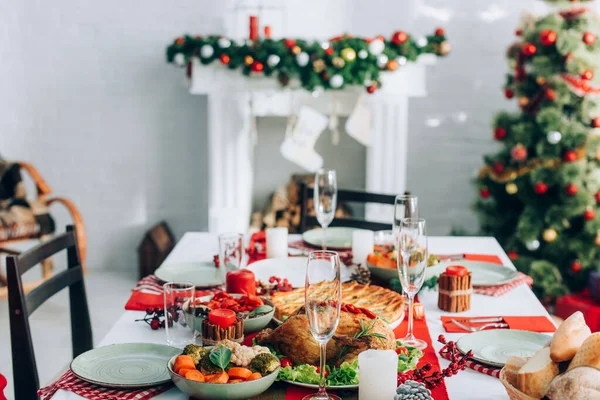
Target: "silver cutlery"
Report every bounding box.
[453,317,504,324]
[451,319,508,332]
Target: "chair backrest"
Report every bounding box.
[299,184,404,232]
[7,225,92,400]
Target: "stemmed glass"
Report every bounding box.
[314,169,337,250]
[392,194,418,238]
[304,251,342,400]
[397,218,428,350]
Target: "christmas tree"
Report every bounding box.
[475,0,600,302]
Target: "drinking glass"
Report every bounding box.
[396,218,428,350]
[314,169,337,250]
[392,194,418,238]
[218,233,245,271]
[164,281,195,347]
[304,251,342,400]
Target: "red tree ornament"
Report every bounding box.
[492,161,504,174]
[435,27,445,36]
[494,127,507,140]
[505,88,514,99]
[251,61,264,72]
[583,32,596,45]
[584,208,595,221]
[523,43,537,56]
[220,54,230,65]
[175,37,185,45]
[325,47,334,56]
[480,188,491,199]
[534,182,548,195]
[571,260,582,273]
[592,117,600,128]
[565,183,578,196]
[366,84,377,94]
[582,69,594,80]
[545,89,557,101]
[563,150,578,162]
[515,28,522,36]
[511,144,528,161]
[508,250,519,260]
[392,31,409,45]
[284,39,296,49]
[595,191,600,205]
[540,30,557,46]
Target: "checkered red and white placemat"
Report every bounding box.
[439,349,501,378]
[474,272,533,297]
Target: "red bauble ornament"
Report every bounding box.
[366,84,377,94]
[545,89,557,101]
[251,61,264,72]
[584,208,595,221]
[284,39,296,49]
[523,42,537,56]
[563,150,577,162]
[595,191,600,204]
[571,260,582,273]
[391,31,409,45]
[511,144,528,162]
[534,182,548,195]
[492,161,504,174]
[504,88,514,99]
[583,32,596,45]
[540,30,557,46]
[325,47,334,56]
[494,127,507,140]
[508,250,519,260]
[515,28,522,36]
[582,69,594,80]
[565,183,578,196]
[480,188,490,199]
[592,117,600,128]
[175,37,185,45]
[219,54,230,65]
[435,27,445,36]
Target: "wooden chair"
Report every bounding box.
[299,184,402,232]
[0,161,86,300]
[7,226,92,400]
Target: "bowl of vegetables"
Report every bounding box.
[168,342,280,400]
[184,292,275,333]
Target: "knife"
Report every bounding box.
[451,317,504,324]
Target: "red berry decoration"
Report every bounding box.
[516,28,522,36]
[391,31,409,45]
[545,89,557,101]
[511,144,528,162]
[571,260,582,273]
[480,188,490,199]
[582,69,594,80]
[584,208,595,221]
[220,54,230,65]
[592,117,600,128]
[150,318,160,330]
[508,250,519,260]
[325,47,334,56]
[494,127,507,140]
[284,39,296,49]
[565,183,578,196]
[583,32,596,45]
[175,37,185,45]
[504,88,514,99]
[251,61,264,73]
[366,84,377,94]
[540,30,557,46]
[492,161,504,174]
[523,42,537,56]
[534,182,548,195]
[435,27,445,36]
[563,150,578,162]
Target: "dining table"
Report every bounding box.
[49,232,554,400]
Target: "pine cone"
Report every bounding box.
[394,380,432,400]
[351,264,371,284]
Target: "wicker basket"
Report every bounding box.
[499,367,539,400]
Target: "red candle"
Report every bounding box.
[445,265,469,277]
[249,16,258,41]
[226,269,257,295]
[264,25,271,39]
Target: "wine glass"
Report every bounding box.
[314,169,337,250]
[397,218,428,350]
[304,251,342,400]
[392,194,418,238]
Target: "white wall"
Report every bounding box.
[2,0,581,270]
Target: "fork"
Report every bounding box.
[451,319,508,332]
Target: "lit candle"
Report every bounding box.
[359,350,398,399]
[352,229,374,265]
[249,16,258,41]
[266,227,288,258]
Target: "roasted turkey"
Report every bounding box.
[255,307,395,367]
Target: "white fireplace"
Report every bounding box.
[186,56,436,233]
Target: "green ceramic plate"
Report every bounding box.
[302,227,355,249]
[70,343,181,388]
[155,262,224,288]
[456,330,551,368]
[424,260,518,287]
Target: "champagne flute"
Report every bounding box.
[314,169,337,250]
[304,251,342,400]
[392,194,418,238]
[397,218,428,350]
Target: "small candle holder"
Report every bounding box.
[438,266,472,313]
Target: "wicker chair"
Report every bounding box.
[0,161,86,300]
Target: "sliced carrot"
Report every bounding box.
[185,370,205,382]
[227,367,253,380]
[228,379,244,383]
[367,254,380,266]
[177,367,195,377]
[247,372,262,381]
[207,371,229,384]
[174,355,195,374]
[380,257,396,270]
[204,374,216,381]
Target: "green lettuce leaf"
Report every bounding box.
[326,360,359,386]
[396,341,423,372]
[277,364,321,385]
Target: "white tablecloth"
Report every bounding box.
[51,233,553,400]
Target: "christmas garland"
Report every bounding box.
[166,30,450,93]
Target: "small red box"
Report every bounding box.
[555,290,600,332]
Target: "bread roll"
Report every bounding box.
[547,367,600,400]
[550,311,591,362]
[517,347,559,398]
[567,332,600,372]
[504,356,528,388]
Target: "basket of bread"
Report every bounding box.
[500,311,599,399]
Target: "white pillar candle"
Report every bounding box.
[352,229,374,265]
[266,227,288,258]
[358,349,398,399]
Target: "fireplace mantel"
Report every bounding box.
[186,56,436,233]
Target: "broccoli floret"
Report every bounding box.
[199,356,223,375]
[248,353,280,375]
[183,344,209,366]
